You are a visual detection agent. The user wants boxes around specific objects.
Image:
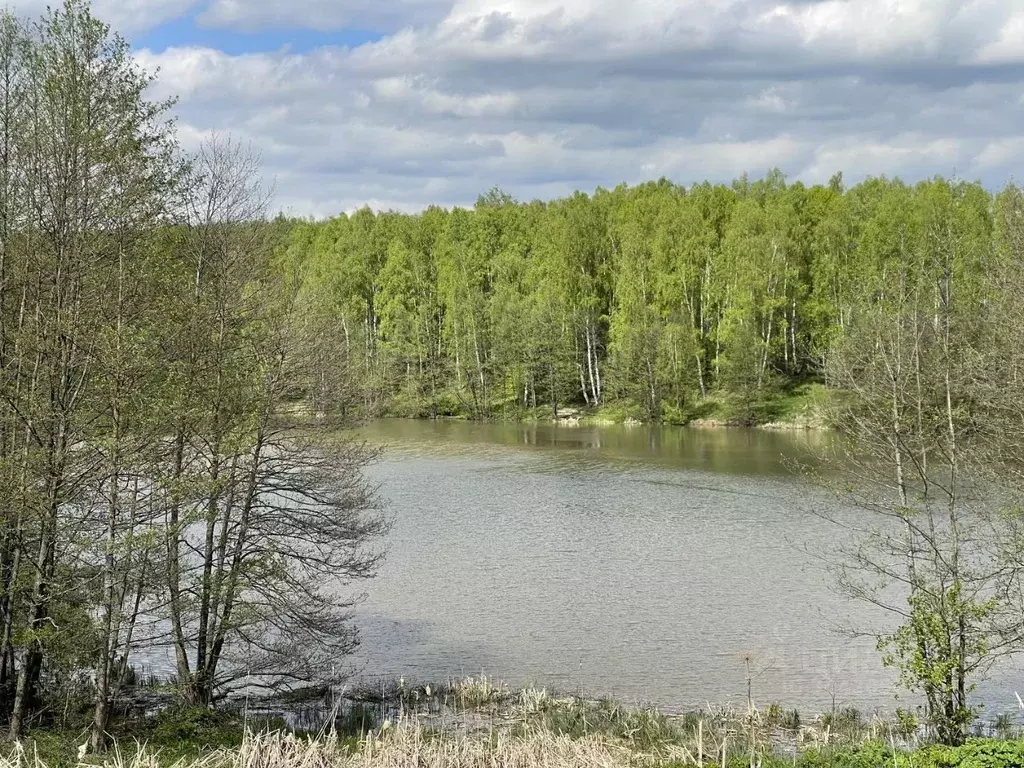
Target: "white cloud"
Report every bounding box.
[974,138,1024,169]
[767,0,951,58]
[129,0,1024,214]
[6,0,200,34]
[745,87,791,114]
[801,135,966,183]
[973,10,1024,64]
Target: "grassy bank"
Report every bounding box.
[381,383,833,429]
[10,677,1024,768]
[575,383,830,429]
[12,727,1024,768]
[16,729,1024,768]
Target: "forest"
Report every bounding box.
[279,170,1005,425]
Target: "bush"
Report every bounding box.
[915,739,1024,768]
[764,739,1024,768]
[660,401,699,425]
[787,741,894,768]
[146,707,245,747]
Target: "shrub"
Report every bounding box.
[915,739,1024,768]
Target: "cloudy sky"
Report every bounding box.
[16,0,1024,216]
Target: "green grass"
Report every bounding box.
[8,709,281,768]
[530,698,681,751]
[750,739,1024,768]
[767,382,832,425]
[579,401,647,425]
[373,377,836,428]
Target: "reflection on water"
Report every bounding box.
[358,418,834,477]
[351,419,1019,716]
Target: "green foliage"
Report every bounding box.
[782,741,895,768]
[11,731,82,768]
[895,709,919,738]
[790,739,1024,768]
[7,711,245,768]
[878,586,993,738]
[285,173,1005,425]
[690,740,1024,768]
[0,3,385,742]
[918,738,1024,768]
[143,708,246,749]
[583,401,646,424]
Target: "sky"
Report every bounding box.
[10,0,1024,217]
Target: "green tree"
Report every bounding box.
[823,178,1003,746]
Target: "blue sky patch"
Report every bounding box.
[134,14,384,55]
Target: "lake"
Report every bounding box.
[348,419,947,716]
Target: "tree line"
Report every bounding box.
[0,1,384,751]
[279,172,1017,425]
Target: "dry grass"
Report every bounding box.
[332,677,915,767]
[0,728,645,768]
[0,678,923,768]
[518,686,551,715]
[357,725,642,767]
[447,675,511,710]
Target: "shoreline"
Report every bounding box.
[14,677,1018,768]
[372,411,831,431]
[374,384,833,432]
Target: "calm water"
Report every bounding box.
[349,419,1024,716]
[348,419,914,714]
[133,418,1020,715]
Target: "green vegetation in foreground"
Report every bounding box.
[9,678,1024,768]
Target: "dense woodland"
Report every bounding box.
[280,171,1004,424]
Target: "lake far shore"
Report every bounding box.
[368,383,833,431]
